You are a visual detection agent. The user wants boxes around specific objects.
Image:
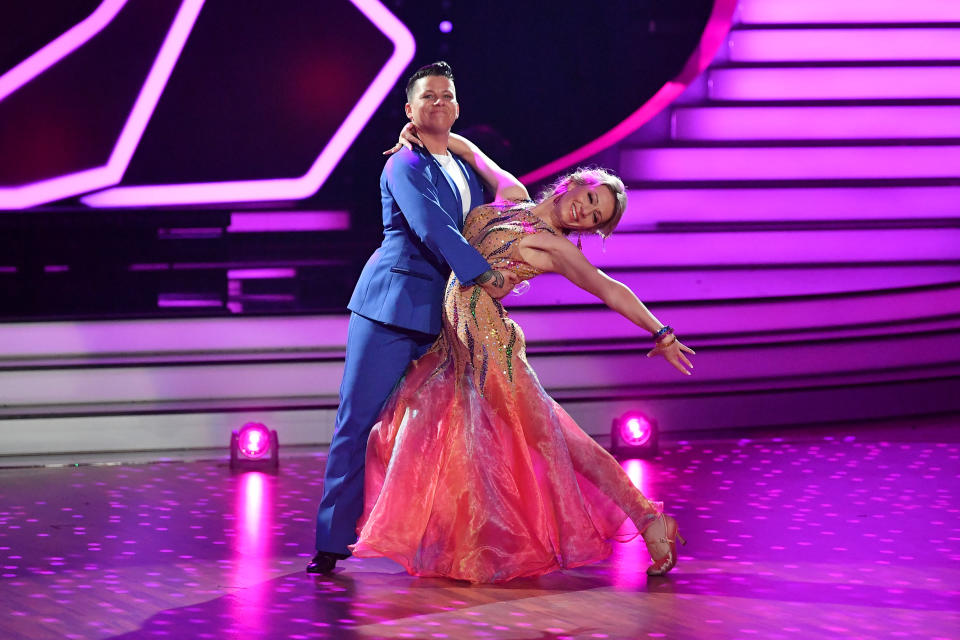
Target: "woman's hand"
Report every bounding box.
[383,122,423,155]
[646,337,696,375]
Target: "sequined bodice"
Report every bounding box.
[431,202,560,393]
[462,202,558,283]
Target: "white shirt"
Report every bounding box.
[432,153,471,220]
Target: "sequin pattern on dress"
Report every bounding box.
[437,201,557,394]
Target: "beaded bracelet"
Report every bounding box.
[653,325,674,342]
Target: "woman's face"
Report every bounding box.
[554,182,616,233]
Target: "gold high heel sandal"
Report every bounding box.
[640,513,687,576]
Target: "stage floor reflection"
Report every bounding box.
[1,422,957,639]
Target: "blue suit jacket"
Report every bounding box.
[348,147,490,335]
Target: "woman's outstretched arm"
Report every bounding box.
[519,232,696,375]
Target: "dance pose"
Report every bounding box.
[308,62,519,574]
[351,130,694,582]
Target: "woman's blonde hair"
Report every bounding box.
[537,167,627,238]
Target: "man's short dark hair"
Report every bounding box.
[405,61,455,102]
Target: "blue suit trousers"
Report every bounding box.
[315,312,436,555]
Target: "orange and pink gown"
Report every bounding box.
[351,202,659,583]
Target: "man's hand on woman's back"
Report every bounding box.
[476,269,519,299]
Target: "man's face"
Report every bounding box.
[405,75,459,135]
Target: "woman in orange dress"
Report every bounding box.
[351,133,695,583]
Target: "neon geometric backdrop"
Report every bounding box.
[0,0,414,209]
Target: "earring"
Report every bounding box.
[577,233,582,250]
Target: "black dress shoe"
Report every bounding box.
[306,550,348,574]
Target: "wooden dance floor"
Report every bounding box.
[1,420,957,640]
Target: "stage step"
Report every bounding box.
[735,0,960,25]
[620,145,960,182]
[671,106,960,141]
[2,326,957,416]
[707,67,960,101]
[726,28,960,63]
[2,285,958,409]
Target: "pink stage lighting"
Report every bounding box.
[622,416,652,446]
[82,0,415,208]
[238,423,270,458]
[611,412,659,459]
[0,0,205,210]
[519,0,738,184]
[230,422,279,471]
[0,0,129,103]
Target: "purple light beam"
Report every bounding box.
[227,211,350,233]
[0,0,129,103]
[0,0,205,209]
[82,0,416,208]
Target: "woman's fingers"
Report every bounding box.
[384,123,423,155]
[671,357,691,375]
[400,123,422,148]
[646,341,694,375]
[382,142,403,155]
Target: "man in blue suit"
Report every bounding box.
[308,62,517,574]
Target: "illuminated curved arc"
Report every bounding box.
[294,0,417,199]
[0,0,206,210]
[82,0,416,208]
[0,0,129,104]
[518,0,739,185]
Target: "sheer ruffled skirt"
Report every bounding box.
[351,340,656,583]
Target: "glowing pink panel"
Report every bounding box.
[157,293,222,308]
[623,146,960,182]
[728,29,960,62]
[621,186,960,223]
[672,106,960,141]
[226,268,296,280]
[227,211,350,233]
[0,0,129,103]
[709,67,960,101]
[737,0,960,24]
[0,0,205,209]
[83,0,415,208]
